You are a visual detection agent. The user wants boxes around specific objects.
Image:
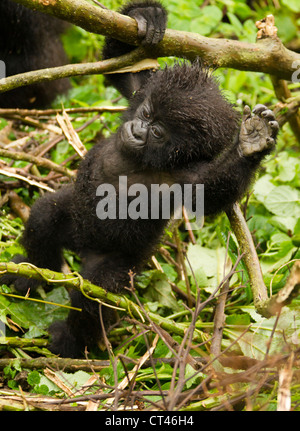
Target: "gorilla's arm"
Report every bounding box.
[174,104,279,215]
[102,1,167,99]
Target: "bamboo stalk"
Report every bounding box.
[0,262,204,343]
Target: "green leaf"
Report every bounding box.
[276,14,298,42]
[61,370,92,390]
[0,118,8,130]
[278,156,299,182]
[270,216,298,234]
[227,12,243,36]
[27,371,41,386]
[190,6,223,35]
[35,385,50,395]
[160,263,178,283]
[264,186,300,217]
[51,140,70,164]
[281,0,300,13]
[142,271,181,312]
[253,174,275,202]
[186,244,228,293]
[293,234,300,247]
[8,287,70,335]
[231,308,300,360]
[226,314,251,325]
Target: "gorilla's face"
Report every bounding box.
[120,99,169,153]
[117,62,240,170]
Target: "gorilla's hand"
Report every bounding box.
[238,104,279,157]
[128,3,167,45]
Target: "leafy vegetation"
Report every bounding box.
[0,0,299,412]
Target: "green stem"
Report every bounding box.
[0,262,204,342]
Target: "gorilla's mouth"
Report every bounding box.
[121,122,146,150]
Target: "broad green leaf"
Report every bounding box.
[226,314,251,325]
[140,271,181,311]
[27,371,41,386]
[8,287,70,337]
[264,186,300,217]
[270,216,298,233]
[190,6,223,35]
[229,308,300,360]
[227,12,243,36]
[186,244,228,293]
[253,174,275,202]
[276,14,298,42]
[281,0,300,13]
[261,246,296,273]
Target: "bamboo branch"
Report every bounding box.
[0,168,55,192]
[0,337,48,348]
[0,262,204,343]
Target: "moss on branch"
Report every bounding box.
[0,261,204,343]
[5,0,300,83]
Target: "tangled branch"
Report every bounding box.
[0,0,299,98]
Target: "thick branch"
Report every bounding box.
[226,203,269,312]
[9,0,300,80]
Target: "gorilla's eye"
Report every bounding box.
[152,125,163,139]
[141,105,151,120]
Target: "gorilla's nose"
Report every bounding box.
[130,120,148,142]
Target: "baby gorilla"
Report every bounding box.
[1,1,278,357]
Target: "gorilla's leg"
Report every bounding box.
[49,251,138,358]
[0,185,76,293]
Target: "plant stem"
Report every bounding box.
[0,262,204,342]
[226,203,269,313]
[0,149,75,179]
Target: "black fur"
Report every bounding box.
[0,0,70,108]
[102,0,167,98]
[1,1,278,358]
